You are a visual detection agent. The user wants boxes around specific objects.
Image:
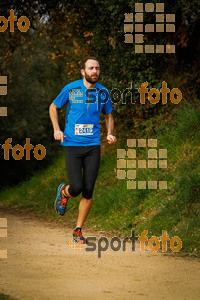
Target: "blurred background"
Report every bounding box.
[0,0,199,187]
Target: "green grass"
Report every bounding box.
[0,102,200,254]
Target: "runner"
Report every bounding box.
[49,57,116,243]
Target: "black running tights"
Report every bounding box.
[64,146,101,199]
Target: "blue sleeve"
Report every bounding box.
[103,90,113,115]
[53,85,69,109]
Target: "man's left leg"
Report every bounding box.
[76,196,92,228]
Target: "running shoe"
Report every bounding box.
[73,228,87,244]
[54,183,68,216]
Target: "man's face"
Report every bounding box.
[82,59,100,84]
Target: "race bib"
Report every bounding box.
[75,124,94,135]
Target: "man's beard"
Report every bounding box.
[84,71,99,84]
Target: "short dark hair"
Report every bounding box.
[80,56,100,70]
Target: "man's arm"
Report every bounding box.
[104,113,117,144]
[49,103,66,142]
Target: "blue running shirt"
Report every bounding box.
[53,79,113,146]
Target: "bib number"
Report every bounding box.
[75,124,94,135]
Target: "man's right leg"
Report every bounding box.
[55,147,83,216]
[63,185,71,197]
[64,146,83,197]
[54,183,69,216]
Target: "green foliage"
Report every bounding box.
[0,0,200,187]
[175,105,200,142]
[0,25,64,188]
[175,172,200,206]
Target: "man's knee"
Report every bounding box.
[69,183,83,197]
[82,185,94,199]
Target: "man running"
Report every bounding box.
[49,57,116,244]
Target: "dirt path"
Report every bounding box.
[0,211,199,300]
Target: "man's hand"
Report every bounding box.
[107,134,117,144]
[54,130,66,143]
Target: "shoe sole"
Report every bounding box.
[72,237,87,244]
[54,183,66,216]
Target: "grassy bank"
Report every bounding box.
[0,102,199,254]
